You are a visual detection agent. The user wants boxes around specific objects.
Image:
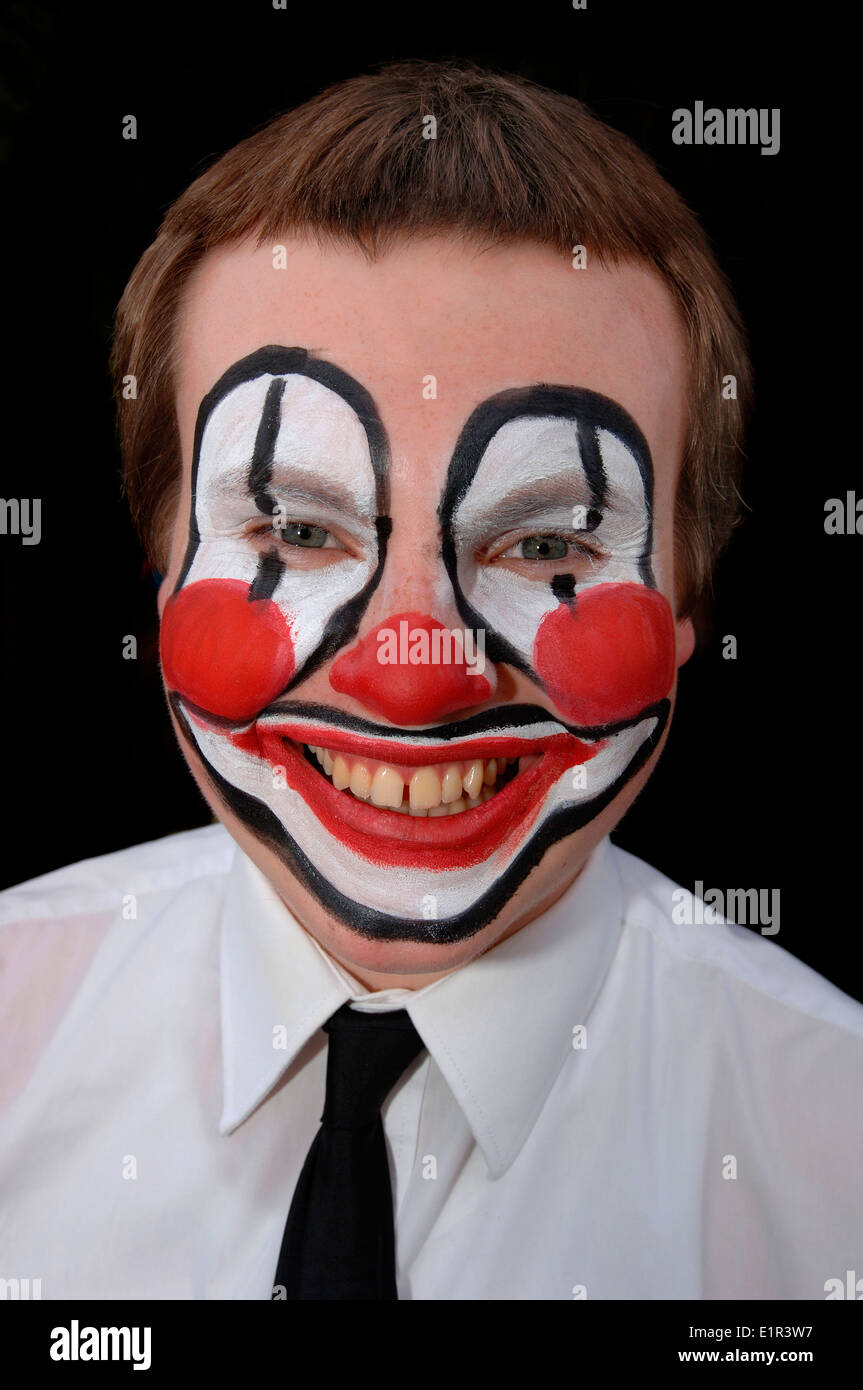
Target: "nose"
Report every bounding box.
[329,611,494,725]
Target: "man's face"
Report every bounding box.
[160,234,693,983]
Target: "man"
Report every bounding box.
[1,61,860,1300]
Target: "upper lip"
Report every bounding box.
[253,704,590,766]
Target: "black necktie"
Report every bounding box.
[274,1003,426,1300]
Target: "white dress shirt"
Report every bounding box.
[1,822,861,1300]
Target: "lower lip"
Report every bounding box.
[252,727,601,870]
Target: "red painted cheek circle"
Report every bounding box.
[533,582,676,727]
[160,579,295,722]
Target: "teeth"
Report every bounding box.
[370,766,404,808]
[410,766,442,810]
[332,754,351,790]
[349,763,372,800]
[306,744,517,816]
[441,765,463,803]
[463,760,484,800]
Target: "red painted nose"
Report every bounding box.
[329,612,492,724]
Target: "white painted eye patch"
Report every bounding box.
[449,411,654,672]
[162,348,391,721]
[187,363,383,666]
[436,385,675,731]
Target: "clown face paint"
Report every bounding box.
[163,350,674,944]
[161,345,391,720]
[440,386,676,724]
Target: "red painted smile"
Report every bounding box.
[187,707,604,871]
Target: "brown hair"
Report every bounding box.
[111,58,751,615]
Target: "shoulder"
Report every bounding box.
[0,824,237,1114]
[0,821,236,926]
[603,842,863,1265]
[608,839,863,1044]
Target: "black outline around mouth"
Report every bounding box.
[172,693,669,944]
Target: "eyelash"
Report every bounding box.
[495,533,604,563]
[247,519,342,550]
[246,521,604,566]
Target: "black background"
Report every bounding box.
[2,1,858,998]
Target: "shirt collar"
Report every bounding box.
[219,838,624,1178]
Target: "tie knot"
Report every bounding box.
[321,1004,425,1129]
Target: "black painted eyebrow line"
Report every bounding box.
[248,377,285,509]
[454,384,650,467]
[192,344,391,515]
[437,383,658,668]
[576,418,607,510]
[176,345,391,593]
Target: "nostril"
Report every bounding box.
[329,611,493,724]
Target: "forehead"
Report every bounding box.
[175,234,688,495]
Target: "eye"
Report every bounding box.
[514,533,569,561]
[487,531,603,572]
[245,513,360,564]
[277,521,336,549]
[510,535,570,561]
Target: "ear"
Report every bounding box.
[675,614,696,668]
